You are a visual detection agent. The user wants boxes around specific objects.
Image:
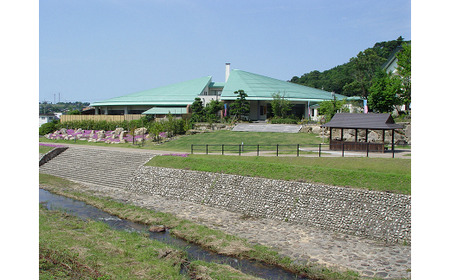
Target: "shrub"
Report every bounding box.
[39,121,59,135]
[269,117,298,124]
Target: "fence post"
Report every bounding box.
[319,143,321,157]
[206,144,208,155]
[341,142,345,157]
[239,144,241,156]
[222,144,224,155]
[257,144,259,156]
[276,144,279,156]
[366,142,369,157]
[191,144,193,154]
[297,144,299,157]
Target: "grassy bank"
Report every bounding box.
[147,155,411,195]
[40,205,188,279]
[40,173,362,280]
[39,145,54,155]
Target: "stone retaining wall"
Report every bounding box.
[127,166,411,244]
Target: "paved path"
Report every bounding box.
[39,145,411,279]
[232,123,302,133]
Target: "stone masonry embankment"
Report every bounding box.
[128,166,411,244]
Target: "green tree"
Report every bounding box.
[318,98,348,122]
[368,71,402,113]
[229,90,250,121]
[395,43,411,109]
[270,92,293,118]
[190,97,205,122]
[204,100,223,121]
[343,49,385,98]
[67,109,81,115]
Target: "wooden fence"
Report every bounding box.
[60,114,142,123]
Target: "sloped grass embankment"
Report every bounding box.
[147,155,411,195]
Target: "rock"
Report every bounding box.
[119,131,127,140]
[149,225,166,232]
[367,131,379,142]
[114,127,124,135]
[311,126,322,134]
[134,127,147,135]
[97,130,105,139]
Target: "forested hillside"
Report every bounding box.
[290,37,409,97]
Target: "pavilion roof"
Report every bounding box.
[321,113,403,130]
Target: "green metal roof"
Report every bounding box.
[221,70,347,102]
[142,107,188,115]
[91,76,212,107]
[209,82,225,88]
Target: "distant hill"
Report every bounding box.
[290,36,410,96]
[39,101,90,115]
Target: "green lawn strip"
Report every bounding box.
[39,205,188,280]
[40,174,362,280]
[154,130,325,152]
[40,130,326,152]
[39,145,54,155]
[147,155,411,195]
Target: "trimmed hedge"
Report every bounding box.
[44,116,188,137]
[269,117,299,124]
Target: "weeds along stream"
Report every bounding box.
[39,189,307,280]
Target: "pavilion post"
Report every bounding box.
[355,129,358,142]
[392,129,395,158]
[329,128,333,150]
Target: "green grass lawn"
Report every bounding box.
[39,145,54,154]
[40,130,326,152]
[147,155,411,195]
[156,130,325,152]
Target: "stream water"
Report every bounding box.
[39,189,307,280]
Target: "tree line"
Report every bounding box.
[290,36,411,114]
[39,101,90,115]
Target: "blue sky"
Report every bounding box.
[39,0,411,104]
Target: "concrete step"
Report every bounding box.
[39,146,155,189]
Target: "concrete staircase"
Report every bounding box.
[39,146,155,189]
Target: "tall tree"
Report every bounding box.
[190,97,205,122]
[270,92,293,118]
[395,43,411,109]
[368,71,402,113]
[229,90,250,121]
[204,100,224,122]
[343,49,385,98]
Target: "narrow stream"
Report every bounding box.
[39,189,307,280]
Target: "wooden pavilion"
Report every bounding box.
[321,113,403,153]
